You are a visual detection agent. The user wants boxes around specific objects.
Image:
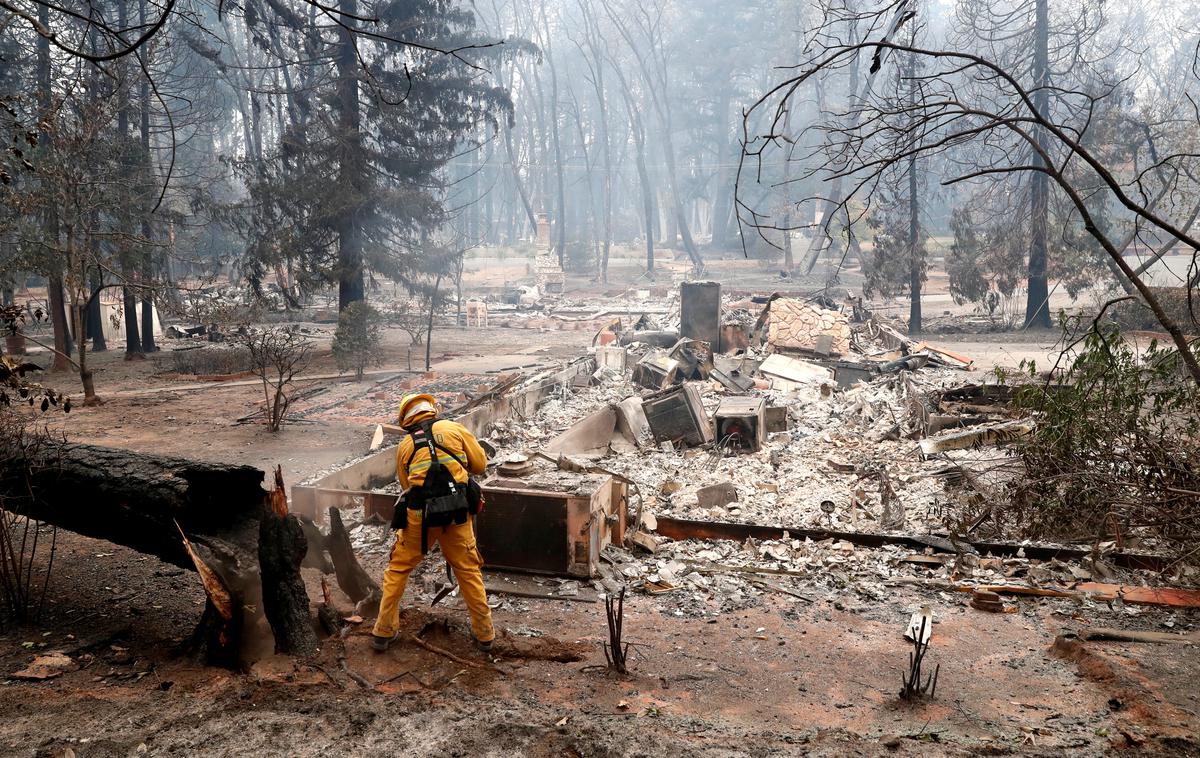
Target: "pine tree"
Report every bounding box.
[242,0,519,310]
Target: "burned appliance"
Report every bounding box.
[713,397,766,452]
[642,383,713,448]
[475,465,627,578]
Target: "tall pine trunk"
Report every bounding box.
[114,0,142,358]
[711,87,736,251]
[87,247,107,352]
[908,154,922,334]
[799,20,864,275]
[593,61,613,282]
[907,49,922,335]
[1024,0,1051,329]
[139,7,156,353]
[37,2,73,370]
[335,0,364,310]
[539,8,567,267]
[616,73,655,276]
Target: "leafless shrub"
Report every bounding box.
[603,587,630,674]
[0,410,60,627]
[899,615,938,702]
[378,298,431,346]
[238,326,312,433]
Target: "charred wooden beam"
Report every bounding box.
[653,517,1166,572]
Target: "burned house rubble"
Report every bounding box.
[12,0,1200,750]
[308,283,1199,627]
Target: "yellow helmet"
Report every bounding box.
[398,393,438,427]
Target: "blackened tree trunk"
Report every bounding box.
[122,286,142,357]
[140,237,156,351]
[1,443,319,665]
[36,3,72,370]
[86,252,107,353]
[2,442,266,569]
[908,151,922,334]
[576,1,614,282]
[115,0,143,360]
[138,0,156,353]
[906,47,922,335]
[799,18,864,275]
[335,0,365,310]
[538,3,568,266]
[710,87,736,250]
[503,125,537,234]
[47,279,72,371]
[260,468,319,656]
[636,141,655,274]
[1024,0,1052,329]
[611,62,654,275]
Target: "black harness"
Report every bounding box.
[396,419,474,553]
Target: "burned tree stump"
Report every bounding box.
[180,529,248,670]
[260,468,319,656]
[0,441,319,667]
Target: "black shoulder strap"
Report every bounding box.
[401,419,435,473]
[401,419,467,474]
[432,440,466,470]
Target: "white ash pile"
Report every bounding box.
[492,365,992,536]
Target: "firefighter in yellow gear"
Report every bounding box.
[372,393,495,651]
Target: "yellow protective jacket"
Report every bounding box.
[396,417,488,490]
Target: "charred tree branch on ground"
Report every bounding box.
[325,506,381,615]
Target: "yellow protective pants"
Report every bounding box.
[372,510,495,643]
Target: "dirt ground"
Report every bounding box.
[3,291,1199,757]
[3,523,1198,757]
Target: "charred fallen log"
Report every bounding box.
[0,441,265,570]
[0,441,317,667]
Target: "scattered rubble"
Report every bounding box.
[306,283,1196,639]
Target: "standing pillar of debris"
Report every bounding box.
[680,281,722,353]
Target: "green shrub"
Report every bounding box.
[332,301,383,381]
[1007,322,1200,567]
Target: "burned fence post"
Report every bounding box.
[680,281,722,353]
